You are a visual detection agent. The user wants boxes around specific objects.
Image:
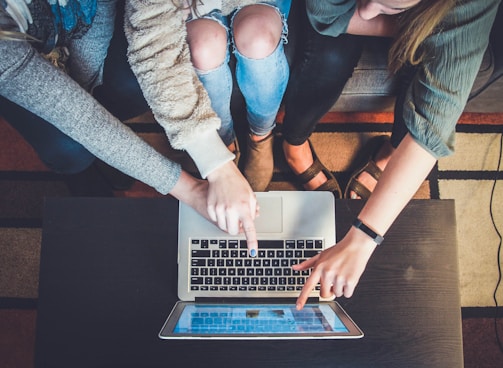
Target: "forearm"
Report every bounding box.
[357,134,437,237]
[294,134,437,305]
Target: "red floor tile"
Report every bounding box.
[0,118,48,172]
[0,309,36,368]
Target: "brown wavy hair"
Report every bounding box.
[388,0,456,74]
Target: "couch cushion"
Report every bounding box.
[332,36,497,112]
[333,37,397,112]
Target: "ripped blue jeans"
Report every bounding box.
[191,1,292,146]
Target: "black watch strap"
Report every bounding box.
[352,219,384,245]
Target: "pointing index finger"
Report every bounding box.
[241,216,258,257]
[296,272,320,310]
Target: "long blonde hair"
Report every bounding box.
[388,0,456,73]
[0,29,37,41]
[0,8,37,42]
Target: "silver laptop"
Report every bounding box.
[159,191,363,339]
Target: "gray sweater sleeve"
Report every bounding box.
[0,39,181,195]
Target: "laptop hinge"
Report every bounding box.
[194,297,319,304]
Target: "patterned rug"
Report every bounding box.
[1,111,502,367]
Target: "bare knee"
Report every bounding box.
[186,19,228,70]
[233,5,283,59]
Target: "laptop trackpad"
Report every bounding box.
[254,196,282,233]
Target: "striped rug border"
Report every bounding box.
[1,297,502,319]
[276,111,503,126]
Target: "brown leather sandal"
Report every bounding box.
[344,135,390,200]
[295,139,342,198]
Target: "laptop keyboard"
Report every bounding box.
[189,238,323,292]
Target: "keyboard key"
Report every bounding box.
[191,277,203,285]
[258,240,284,249]
[304,250,319,258]
[192,250,210,258]
[191,259,206,266]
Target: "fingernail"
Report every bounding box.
[351,193,357,199]
[249,248,257,258]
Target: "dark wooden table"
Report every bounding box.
[35,197,463,368]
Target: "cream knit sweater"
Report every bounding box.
[124,0,260,178]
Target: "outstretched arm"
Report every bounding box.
[0,37,248,232]
[124,0,258,252]
[295,0,500,309]
[295,134,436,309]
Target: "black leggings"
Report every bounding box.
[281,4,364,145]
[390,64,417,148]
[281,1,413,149]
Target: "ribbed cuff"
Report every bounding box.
[184,130,234,179]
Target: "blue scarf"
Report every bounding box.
[2,0,97,52]
[48,0,96,33]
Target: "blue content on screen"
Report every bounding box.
[173,304,349,334]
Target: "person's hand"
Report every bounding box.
[293,228,377,310]
[206,161,259,256]
[169,170,213,220]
